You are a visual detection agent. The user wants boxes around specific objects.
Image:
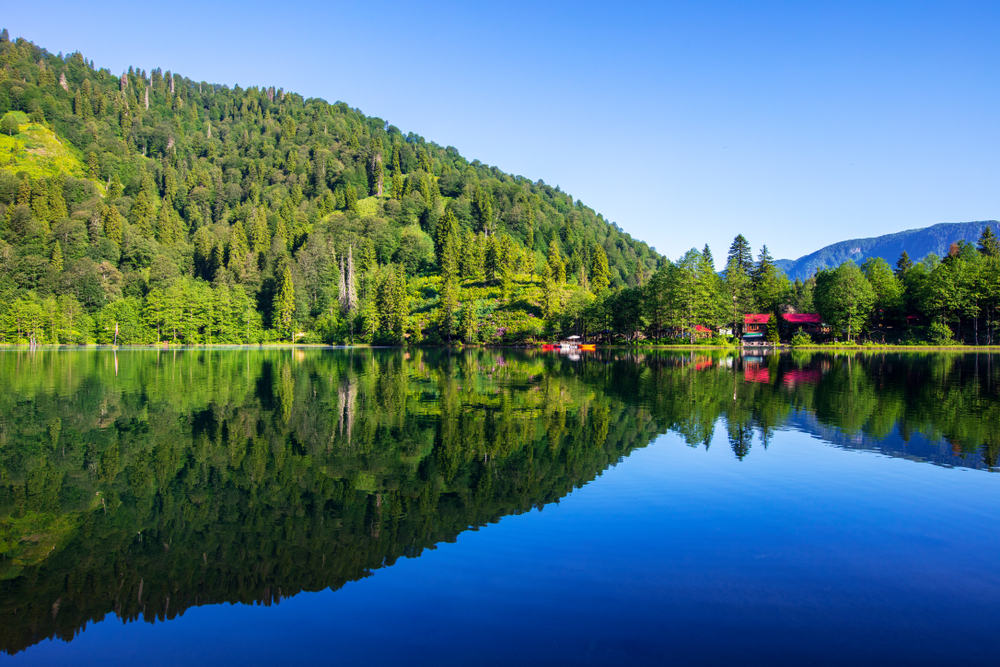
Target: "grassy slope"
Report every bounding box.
[0,111,90,181]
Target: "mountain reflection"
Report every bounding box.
[0,348,997,654]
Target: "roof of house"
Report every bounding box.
[745,313,823,325]
[783,313,822,324]
[694,325,713,332]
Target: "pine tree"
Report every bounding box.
[439,278,458,342]
[228,221,249,271]
[895,251,913,277]
[48,176,67,221]
[369,139,384,196]
[50,242,64,272]
[391,172,405,200]
[460,300,476,344]
[752,245,781,312]
[16,179,31,206]
[338,255,348,314]
[435,206,458,260]
[590,243,610,292]
[250,207,270,254]
[499,236,516,302]
[485,235,500,283]
[109,174,124,199]
[156,203,178,245]
[546,241,566,284]
[30,181,50,224]
[347,245,358,314]
[273,266,296,341]
[103,205,124,245]
[132,190,155,236]
[978,226,1000,257]
[727,235,753,273]
[766,311,781,344]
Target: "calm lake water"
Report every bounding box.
[0,348,997,666]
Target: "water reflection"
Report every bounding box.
[0,348,996,655]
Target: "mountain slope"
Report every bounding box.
[775,220,1000,279]
[0,31,659,344]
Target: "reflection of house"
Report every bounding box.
[781,368,822,387]
[744,366,770,383]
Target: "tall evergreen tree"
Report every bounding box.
[978,226,1000,257]
[273,266,296,341]
[895,251,913,277]
[590,244,611,293]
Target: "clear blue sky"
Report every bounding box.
[5,1,998,265]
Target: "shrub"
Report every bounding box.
[928,321,955,345]
[790,331,812,347]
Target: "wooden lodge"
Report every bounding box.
[742,313,827,345]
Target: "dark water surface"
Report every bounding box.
[0,348,997,665]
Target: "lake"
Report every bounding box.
[0,348,997,665]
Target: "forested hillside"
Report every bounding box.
[0,31,659,345]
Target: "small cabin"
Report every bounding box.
[782,313,824,334]
[743,313,827,344]
[743,314,771,340]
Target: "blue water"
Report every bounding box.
[7,423,997,666]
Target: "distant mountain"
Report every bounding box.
[775,220,1000,280]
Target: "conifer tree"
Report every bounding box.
[485,235,500,283]
[274,266,296,341]
[978,226,1000,257]
[228,221,249,271]
[439,278,458,343]
[727,235,753,273]
[30,182,50,224]
[103,205,124,245]
[895,251,913,277]
[250,207,270,255]
[547,241,566,284]
[16,179,31,206]
[369,139,384,196]
[132,191,155,236]
[338,255,348,314]
[50,242,64,272]
[435,207,458,260]
[499,236,516,302]
[751,245,781,312]
[109,174,124,199]
[460,301,476,344]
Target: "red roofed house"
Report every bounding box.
[782,313,825,335]
[743,313,826,343]
[694,324,713,339]
[743,314,771,341]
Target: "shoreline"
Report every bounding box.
[4,343,1000,352]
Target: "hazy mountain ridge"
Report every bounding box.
[775,220,1000,279]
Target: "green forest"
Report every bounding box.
[2,31,1000,347]
[1,348,997,653]
[0,31,658,346]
